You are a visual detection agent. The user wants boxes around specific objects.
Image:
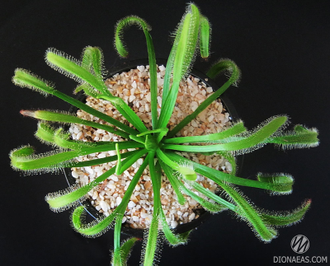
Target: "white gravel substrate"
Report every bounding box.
[69,65,233,229]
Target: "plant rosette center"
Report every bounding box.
[143,135,159,151]
[69,65,234,230]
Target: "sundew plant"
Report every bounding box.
[10,3,319,266]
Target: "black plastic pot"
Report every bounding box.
[64,59,243,238]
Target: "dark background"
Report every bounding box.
[1,0,329,265]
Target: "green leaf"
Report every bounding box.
[164,120,246,144]
[10,146,79,171]
[52,128,93,150]
[116,148,148,175]
[34,123,139,153]
[10,145,34,157]
[160,210,191,247]
[177,165,197,181]
[165,152,293,194]
[137,127,169,138]
[81,46,105,78]
[159,162,186,205]
[142,213,160,266]
[155,162,206,245]
[74,83,98,98]
[52,127,141,151]
[171,5,200,84]
[136,127,169,144]
[257,173,294,195]
[161,49,175,110]
[115,143,122,175]
[199,16,211,59]
[29,110,129,139]
[177,180,226,213]
[159,206,191,246]
[164,116,288,154]
[142,153,161,266]
[71,205,117,237]
[129,134,145,145]
[34,122,57,144]
[261,199,311,227]
[206,58,241,84]
[220,182,278,242]
[266,125,319,149]
[120,237,139,265]
[46,48,147,133]
[46,167,115,212]
[112,214,125,266]
[12,69,55,96]
[112,237,139,266]
[187,180,236,211]
[157,4,201,129]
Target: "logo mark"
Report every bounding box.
[290,234,310,254]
